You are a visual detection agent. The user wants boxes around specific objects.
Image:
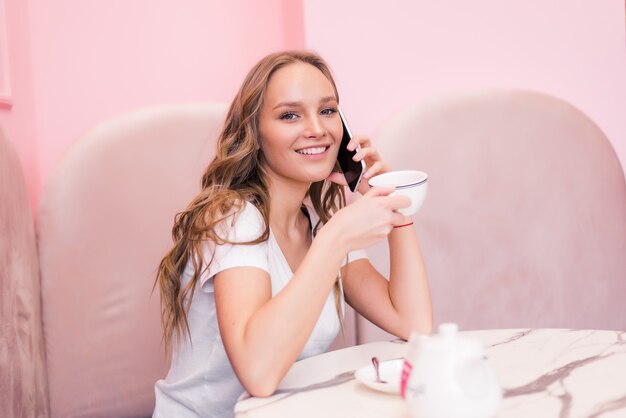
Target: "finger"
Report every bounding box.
[356,177,373,195]
[362,161,385,180]
[347,135,372,151]
[326,171,348,186]
[386,194,411,210]
[391,212,407,226]
[364,185,395,197]
[352,147,380,163]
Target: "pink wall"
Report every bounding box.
[3,1,625,208]
[19,0,299,208]
[0,0,39,209]
[282,0,305,50]
[302,0,626,175]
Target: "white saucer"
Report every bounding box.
[354,359,404,395]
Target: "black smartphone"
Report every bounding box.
[337,107,365,192]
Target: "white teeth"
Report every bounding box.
[296,146,326,155]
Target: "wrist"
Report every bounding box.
[392,214,413,229]
[393,221,414,229]
[315,224,349,259]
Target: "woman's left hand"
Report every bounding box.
[327,134,391,194]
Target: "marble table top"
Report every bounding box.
[234,328,626,418]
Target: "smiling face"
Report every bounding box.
[258,62,342,188]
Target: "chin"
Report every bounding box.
[301,175,328,185]
[288,165,332,183]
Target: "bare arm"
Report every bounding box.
[342,218,433,340]
[214,187,407,397]
[334,133,432,339]
[214,231,343,397]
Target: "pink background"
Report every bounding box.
[1,0,625,210]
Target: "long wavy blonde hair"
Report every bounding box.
[156,50,347,352]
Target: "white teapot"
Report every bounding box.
[402,323,502,418]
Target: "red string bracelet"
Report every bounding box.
[393,221,414,229]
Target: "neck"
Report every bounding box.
[266,174,310,233]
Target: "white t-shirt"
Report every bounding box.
[153,201,366,418]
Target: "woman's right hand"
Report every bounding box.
[321,187,411,253]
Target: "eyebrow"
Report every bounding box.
[272,96,337,110]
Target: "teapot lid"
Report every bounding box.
[439,323,459,338]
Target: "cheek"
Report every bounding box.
[327,119,343,142]
[259,122,296,150]
[258,134,293,172]
[260,137,291,161]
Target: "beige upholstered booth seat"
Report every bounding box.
[37,103,227,417]
[358,90,626,343]
[0,129,49,417]
[4,93,626,415]
[3,101,355,417]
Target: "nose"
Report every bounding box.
[303,115,326,139]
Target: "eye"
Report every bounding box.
[321,107,337,116]
[280,112,298,121]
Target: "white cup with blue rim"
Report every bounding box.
[368,170,428,216]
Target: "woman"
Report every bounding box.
[153,50,432,417]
